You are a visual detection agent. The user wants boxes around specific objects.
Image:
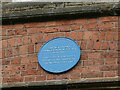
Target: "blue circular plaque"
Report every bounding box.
[38,37,81,73]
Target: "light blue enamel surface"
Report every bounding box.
[38,37,81,73]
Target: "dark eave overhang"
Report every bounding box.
[2,2,120,22]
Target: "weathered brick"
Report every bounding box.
[108,42,117,50]
[2,59,10,65]
[15,29,27,35]
[19,45,28,55]
[82,23,98,30]
[15,36,23,46]
[28,45,34,54]
[7,30,15,36]
[23,36,29,45]
[100,65,118,71]
[8,38,15,47]
[24,76,35,82]
[69,73,81,79]
[13,47,19,56]
[77,31,83,40]
[106,32,114,41]
[104,71,117,77]
[88,52,101,59]
[21,70,37,76]
[11,56,21,65]
[81,41,87,50]
[98,22,114,30]
[81,71,103,78]
[6,48,13,57]
[93,41,101,50]
[2,40,8,49]
[101,42,109,50]
[104,58,117,65]
[21,56,29,64]
[36,75,46,81]
[83,31,92,40]
[87,40,94,50]
[99,16,118,22]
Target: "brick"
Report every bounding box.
[101,42,109,50]
[2,65,20,71]
[88,53,101,59]
[69,73,80,79]
[36,75,46,81]
[91,31,99,41]
[2,71,10,78]
[23,36,29,45]
[70,25,80,31]
[7,30,15,36]
[80,53,88,60]
[13,24,24,29]
[25,22,46,28]
[28,54,38,63]
[1,49,5,59]
[87,40,94,50]
[99,16,118,22]
[44,33,64,42]
[101,52,118,59]
[99,32,106,40]
[24,76,35,82]
[21,70,37,76]
[6,48,13,57]
[83,60,94,66]
[2,59,10,65]
[27,63,38,70]
[3,77,23,83]
[73,19,87,25]
[100,65,118,71]
[104,58,117,65]
[46,75,54,80]
[20,65,27,71]
[29,34,43,44]
[104,71,117,77]
[82,23,97,30]
[21,56,29,64]
[44,34,55,41]
[2,40,7,48]
[70,31,77,40]
[113,32,118,41]
[19,45,28,55]
[81,41,87,50]
[40,27,58,33]
[81,71,103,78]
[77,31,83,40]
[108,42,117,50]
[27,28,39,34]
[15,29,27,35]
[93,41,101,50]
[83,31,92,40]
[98,22,114,30]
[88,18,97,23]
[15,36,23,46]
[57,26,70,32]
[35,43,42,53]
[28,45,34,54]
[13,46,19,56]
[11,56,21,65]
[106,32,114,41]
[8,38,15,47]
[2,25,13,30]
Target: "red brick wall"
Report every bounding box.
[1,16,119,85]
